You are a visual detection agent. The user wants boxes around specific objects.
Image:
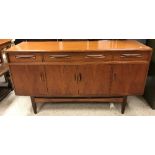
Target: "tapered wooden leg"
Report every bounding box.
[31,97,37,114]
[121,97,127,114]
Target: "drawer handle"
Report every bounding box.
[85,54,105,58]
[120,54,142,58]
[49,55,71,58]
[15,55,36,59]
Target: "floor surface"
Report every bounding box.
[0,91,155,116]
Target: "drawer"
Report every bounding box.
[43,53,112,62]
[113,52,150,61]
[8,53,43,63]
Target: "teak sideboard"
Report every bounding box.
[5,40,152,114]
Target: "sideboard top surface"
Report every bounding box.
[6,40,152,53]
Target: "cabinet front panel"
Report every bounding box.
[45,65,78,96]
[113,51,150,61]
[77,64,111,96]
[9,65,47,96]
[111,63,148,96]
[43,52,112,63]
[8,53,43,63]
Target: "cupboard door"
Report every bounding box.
[9,65,47,96]
[111,63,148,96]
[45,65,77,96]
[77,64,111,96]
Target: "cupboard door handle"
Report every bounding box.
[85,54,105,58]
[79,73,82,81]
[120,54,142,58]
[49,55,71,58]
[40,73,45,82]
[42,73,45,82]
[15,55,36,59]
[40,73,43,81]
[74,74,77,81]
[113,73,116,80]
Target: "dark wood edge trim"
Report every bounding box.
[33,97,124,104]
[7,61,150,66]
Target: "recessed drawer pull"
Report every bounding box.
[15,55,36,59]
[49,55,71,58]
[85,54,105,58]
[120,54,142,58]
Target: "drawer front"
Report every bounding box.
[43,52,112,62]
[113,52,150,61]
[8,53,43,63]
